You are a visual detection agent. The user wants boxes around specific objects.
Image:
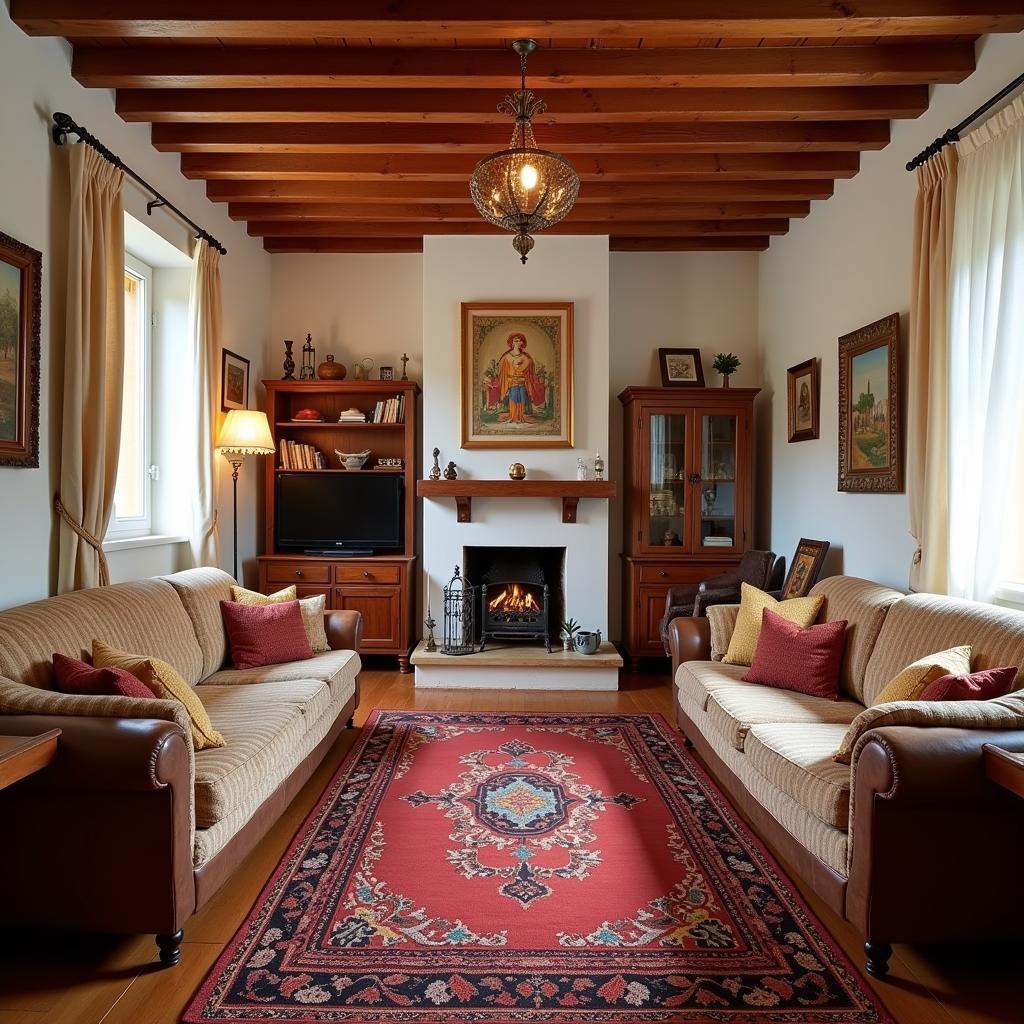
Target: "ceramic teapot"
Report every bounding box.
[574,630,602,655]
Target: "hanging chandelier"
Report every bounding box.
[469,39,581,264]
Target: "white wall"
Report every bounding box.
[0,7,271,607]
[759,33,1024,590]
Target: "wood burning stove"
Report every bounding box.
[480,559,551,652]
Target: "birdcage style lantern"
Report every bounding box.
[300,333,316,380]
[441,565,477,656]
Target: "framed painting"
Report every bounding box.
[658,347,705,388]
[461,302,573,449]
[838,313,901,492]
[787,357,819,442]
[780,538,830,599]
[221,348,250,412]
[0,230,41,468]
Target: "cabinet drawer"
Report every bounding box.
[266,561,332,585]
[295,585,331,604]
[638,563,728,586]
[335,563,402,585]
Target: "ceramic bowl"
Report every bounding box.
[334,448,371,470]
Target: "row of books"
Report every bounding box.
[369,394,406,424]
[279,440,325,470]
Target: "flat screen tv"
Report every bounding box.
[276,473,403,553]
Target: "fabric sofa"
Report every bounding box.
[667,575,1024,977]
[0,567,361,966]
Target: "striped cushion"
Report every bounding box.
[198,679,332,725]
[163,567,237,679]
[204,649,360,705]
[674,661,749,712]
[707,605,740,662]
[745,723,853,829]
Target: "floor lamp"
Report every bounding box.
[215,410,276,582]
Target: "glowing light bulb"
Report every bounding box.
[519,163,539,189]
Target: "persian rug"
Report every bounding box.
[185,711,892,1023]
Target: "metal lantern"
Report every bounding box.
[441,565,477,656]
[300,333,316,380]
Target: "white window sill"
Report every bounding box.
[994,581,1024,610]
[103,533,188,553]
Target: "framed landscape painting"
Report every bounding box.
[838,313,901,492]
[0,230,41,468]
[787,357,819,442]
[461,302,573,449]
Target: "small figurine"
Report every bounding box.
[508,462,526,480]
[594,451,605,481]
[576,457,588,481]
[663,529,680,546]
[424,603,437,652]
[282,339,296,380]
[429,448,442,481]
[444,461,458,480]
[400,353,410,380]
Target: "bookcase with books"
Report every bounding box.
[258,379,420,672]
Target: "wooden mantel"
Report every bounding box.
[417,479,616,524]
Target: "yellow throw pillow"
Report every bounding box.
[93,640,225,751]
[231,585,329,654]
[870,645,972,705]
[722,582,825,666]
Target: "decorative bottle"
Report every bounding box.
[576,457,588,481]
[594,451,605,481]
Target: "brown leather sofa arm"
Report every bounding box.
[667,616,711,680]
[325,609,362,652]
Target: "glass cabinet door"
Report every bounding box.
[644,411,688,550]
[697,413,739,552]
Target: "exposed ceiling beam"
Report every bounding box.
[116,86,930,124]
[187,153,858,183]
[153,121,889,154]
[609,236,771,251]
[72,44,975,90]
[13,2,1023,41]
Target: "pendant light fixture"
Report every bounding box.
[469,39,581,264]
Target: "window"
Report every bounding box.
[108,254,154,538]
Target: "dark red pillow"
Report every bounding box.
[220,599,313,671]
[52,652,154,698]
[742,608,848,700]
[920,666,1018,702]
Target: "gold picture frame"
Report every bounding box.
[460,302,574,449]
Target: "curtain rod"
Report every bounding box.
[51,111,227,255]
[906,70,1024,172]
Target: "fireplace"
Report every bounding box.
[464,547,565,652]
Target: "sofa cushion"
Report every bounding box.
[220,600,313,670]
[675,661,750,712]
[203,649,360,706]
[921,666,1019,702]
[870,645,972,705]
[745,724,853,829]
[198,679,333,727]
[52,653,154,699]
[705,681,863,751]
[231,585,330,654]
[162,567,237,679]
[742,609,847,700]
[708,604,740,662]
[723,584,824,666]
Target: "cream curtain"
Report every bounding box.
[188,239,222,567]
[57,145,125,592]
[907,146,957,593]
[947,96,1024,602]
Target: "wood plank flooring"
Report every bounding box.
[0,665,1018,1024]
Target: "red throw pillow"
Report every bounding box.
[52,652,154,698]
[220,599,313,671]
[742,608,848,700]
[920,666,1018,702]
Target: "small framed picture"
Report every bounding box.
[379,366,394,381]
[221,348,250,412]
[787,358,820,442]
[780,538,830,599]
[658,348,705,388]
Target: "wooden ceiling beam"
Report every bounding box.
[609,236,771,252]
[188,153,858,183]
[153,121,889,154]
[117,86,930,124]
[225,200,812,222]
[72,44,975,90]
[13,2,1024,41]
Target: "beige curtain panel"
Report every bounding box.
[57,145,125,593]
[907,146,957,594]
[189,239,223,568]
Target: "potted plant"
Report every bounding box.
[560,617,580,652]
[712,352,741,388]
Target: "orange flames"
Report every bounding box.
[488,583,541,614]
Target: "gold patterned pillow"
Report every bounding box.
[231,585,329,653]
[722,583,825,666]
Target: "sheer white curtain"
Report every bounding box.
[947,96,1024,602]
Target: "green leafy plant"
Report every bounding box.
[560,617,580,640]
[713,352,741,377]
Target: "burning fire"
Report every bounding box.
[488,583,541,614]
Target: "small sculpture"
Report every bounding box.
[282,339,296,380]
[508,462,526,480]
[400,353,410,380]
[429,448,441,481]
[444,461,458,480]
[594,451,605,481]
[424,603,437,652]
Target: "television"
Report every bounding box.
[276,473,404,553]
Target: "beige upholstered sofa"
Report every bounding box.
[0,567,361,966]
[668,576,1024,978]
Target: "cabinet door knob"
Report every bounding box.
[659,570,667,578]
[688,472,701,484]
[362,570,370,577]
[294,570,303,577]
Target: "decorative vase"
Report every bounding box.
[722,375,731,388]
[317,354,346,380]
[508,462,526,480]
[563,636,572,652]
[282,339,295,380]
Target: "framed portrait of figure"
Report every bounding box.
[787,358,819,442]
[460,302,573,449]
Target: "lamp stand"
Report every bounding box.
[227,457,244,582]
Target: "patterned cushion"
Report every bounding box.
[742,610,847,700]
[162,567,237,679]
[204,649,360,706]
[93,641,226,750]
[745,723,853,830]
[870,645,972,706]
[52,653,154,699]
[231,585,330,654]
[707,605,740,662]
[220,601,313,671]
[921,666,1019,701]
[722,584,824,666]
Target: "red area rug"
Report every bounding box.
[185,711,892,1022]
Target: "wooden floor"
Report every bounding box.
[0,666,1019,1024]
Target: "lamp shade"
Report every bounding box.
[216,410,275,455]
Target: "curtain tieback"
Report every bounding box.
[54,492,111,587]
[912,546,922,565]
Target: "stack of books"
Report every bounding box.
[369,394,406,424]
[703,535,733,547]
[279,440,324,470]
[338,409,368,424]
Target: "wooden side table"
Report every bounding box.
[983,744,1024,799]
[0,729,61,791]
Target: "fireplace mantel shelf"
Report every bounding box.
[417,479,616,524]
